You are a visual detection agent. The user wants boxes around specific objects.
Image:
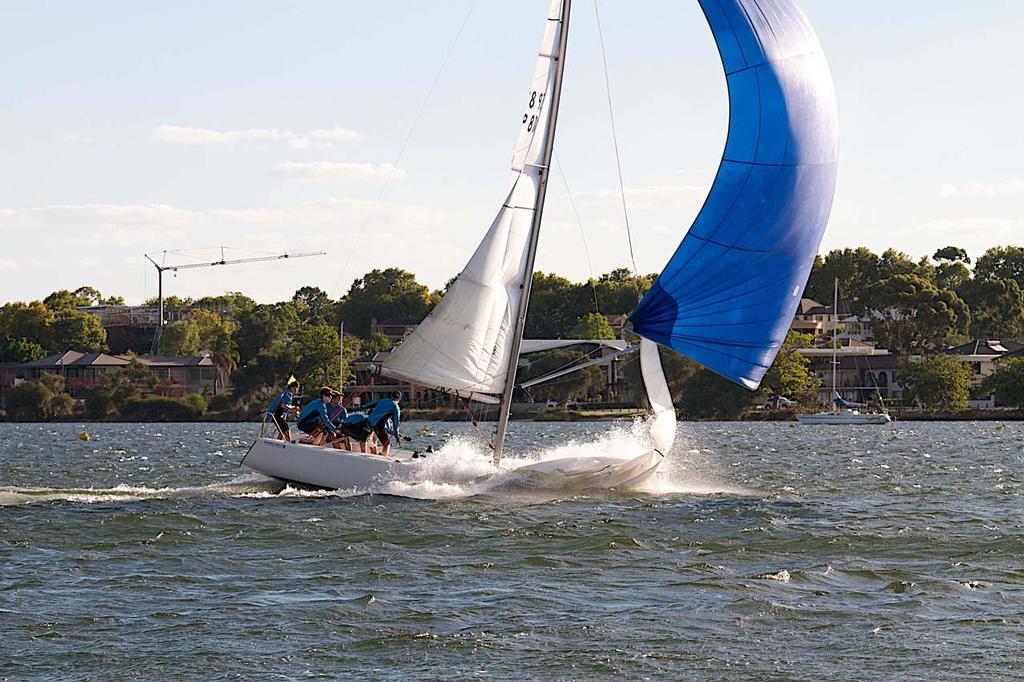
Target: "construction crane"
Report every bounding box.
[145,248,326,352]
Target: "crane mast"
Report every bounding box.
[145,248,326,352]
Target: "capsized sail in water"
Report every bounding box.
[243,0,839,491]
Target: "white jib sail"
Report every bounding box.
[383,0,566,396]
[641,338,676,455]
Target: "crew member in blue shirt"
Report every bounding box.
[296,387,340,446]
[363,390,403,456]
[266,379,300,442]
[326,391,348,448]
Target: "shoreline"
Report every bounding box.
[4,409,1023,424]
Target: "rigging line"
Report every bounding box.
[593,0,639,280]
[553,152,601,315]
[330,0,480,298]
[518,345,607,388]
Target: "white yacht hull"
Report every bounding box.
[795,411,891,425]
[241,437,664,493]
[242,438,421,490]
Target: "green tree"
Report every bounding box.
[901,355,972,411]
[49,309,107,353]
[291,323,341,388]
[85,388,113,420]
[863,275,970,353]
[189,309,234,350]
[525,272,579,337]
[760,331,821,408]
[5,381,52,421]
[982,358,1024,408]
[933,246,971,264]
[337,269,435,337]
[0,337,46,363]
[231,341,298,398]
[103,359,159,406]
[0,301,55,349]
[957,278,1024,339]
[572,312,616,340]
[43,289,91,310]
[159,319,200,356]
[211,329,240,394]
[193,292,256,318]
[975,246,1024,288]
[5,375,73,421]
[360,331,392,356]
[936,261,972,291]
[293,286,335,326]
[677,368,758,419]
[591,268,650,314]
[520,350,606,402]
[805,247,881,303]
[234,303,300,364]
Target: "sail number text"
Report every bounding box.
[522,91,546,132]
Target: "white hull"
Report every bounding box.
[241,437,663,493]
[796,411,891,425]
[242,438,420,490]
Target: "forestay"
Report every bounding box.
[630,0,839,390]
[383,0,567,397]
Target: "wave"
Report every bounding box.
[0,473,282,507]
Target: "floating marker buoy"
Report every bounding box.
[79,432,91,441]
[422,425,431,433]
[996,424,1005,431]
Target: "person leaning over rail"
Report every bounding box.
[362,390,403,456]
[295,387,339,447]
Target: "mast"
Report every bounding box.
[492,0,572,465]
[339,321,345,394]
[832,276,839,406]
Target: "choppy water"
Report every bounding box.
[2,420,1023,680]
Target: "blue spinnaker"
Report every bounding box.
[630,0,838,390]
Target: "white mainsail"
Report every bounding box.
[383,0,567,398]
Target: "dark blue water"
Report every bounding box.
[2,421,1022,680]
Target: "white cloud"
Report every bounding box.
[309,127,361,142]
[271,161,405,181]
[0,258,18,270]
[940,179,1024,197]
[23,203,206,227]
[570,183,707,209]
[151,124,361,149]
[1,196,458,247]
[912,216,1023,235]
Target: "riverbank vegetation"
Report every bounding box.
[2,244,1024,421]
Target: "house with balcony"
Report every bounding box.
[12,351,219,400]
[799,340,904,404]
[945,339,1024,407]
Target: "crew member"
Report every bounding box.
[295,387,339,446]
[266,378,300,442]
[363,390,403,456]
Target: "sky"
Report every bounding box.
[1,1,1022,305]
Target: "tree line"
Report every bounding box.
[2,244,1023,416]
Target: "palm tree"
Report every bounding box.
[211,330,239,395]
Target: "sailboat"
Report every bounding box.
[796,278,891,425]
[242,0,840,490]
